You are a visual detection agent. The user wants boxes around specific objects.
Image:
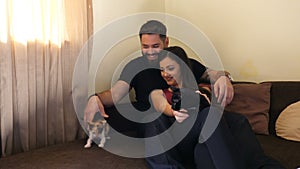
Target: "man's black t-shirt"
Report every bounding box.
[119,56,206,110]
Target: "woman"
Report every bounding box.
[145,46,244,169]
[151,46,211,123]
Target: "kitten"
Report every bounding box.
[84,119,110,148]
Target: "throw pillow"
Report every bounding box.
[276,101,300,142]
[225,82,271,135]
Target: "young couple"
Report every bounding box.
[84,20,285,169]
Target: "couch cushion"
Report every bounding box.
[276,101,300,142]
[268,82,300,135]
[225,82,271,135]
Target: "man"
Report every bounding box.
[84,20,284,169]
[84,20,233,123]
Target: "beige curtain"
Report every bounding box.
[0,0,93,156]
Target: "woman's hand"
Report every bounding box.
[173,108,189,123]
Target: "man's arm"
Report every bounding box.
[201,69,232,83]
[98,80,130,106]
[201,69,234,107]
[84,80,130,124]
[189,58,234,106]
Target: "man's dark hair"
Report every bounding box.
[139,20,167,41]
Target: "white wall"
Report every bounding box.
[166,0,300,82]
[91,0,165,92]
[92,0,300,93]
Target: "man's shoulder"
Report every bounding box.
[188,58,199,63]
[126,56,145,65]
[121,56,146,73]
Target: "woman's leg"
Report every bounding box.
[143,114,185,169]
[224,112,285,169]
[194,107,244,169]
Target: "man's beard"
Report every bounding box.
[143,53,159,66]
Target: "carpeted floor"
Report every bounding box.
[0,139,147,169]
[1,136,297,169]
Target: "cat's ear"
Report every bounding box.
[87,121,94,128]
[95,119,106,124]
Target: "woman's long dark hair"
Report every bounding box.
[158,46,198,90]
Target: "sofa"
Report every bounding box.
[251,81,300,169]
[0,81,299,169]
[225,81,300,169]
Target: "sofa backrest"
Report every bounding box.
[266,81,300,136]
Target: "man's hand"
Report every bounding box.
[83,80,130,127]
[213,76,234,107]
[84,96,108,126]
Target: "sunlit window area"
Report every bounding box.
[0,0,92,157]
[0,0,8,43]
[0,0,68,46]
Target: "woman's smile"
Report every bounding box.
[163,76,174,83]
[160,56,182,87]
